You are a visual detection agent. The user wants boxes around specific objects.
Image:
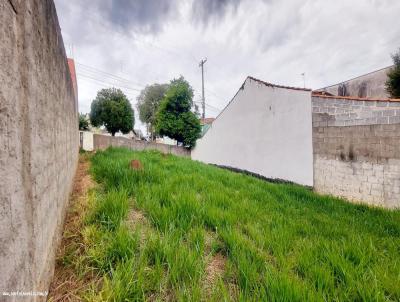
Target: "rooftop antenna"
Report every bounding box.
[301,72,306,88]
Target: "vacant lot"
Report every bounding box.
[51,148,400,301]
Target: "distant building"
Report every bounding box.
[156,136,177,146]
[200,117,215,136]
[317,65,393,98]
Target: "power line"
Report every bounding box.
[79,77,138,95]
[76,62,149,87]
[194,101,221,112]
[77,73,142,92]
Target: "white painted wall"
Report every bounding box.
[80,131,94,151]
[192,77,314,186]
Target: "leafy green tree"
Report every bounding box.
[136,83,169,140]
[386,48,400,98]
[79,113,89,131]
[90,88,134,136]
[155,77,201,149]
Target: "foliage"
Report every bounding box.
[136,83,169,140]
[79,113,89,131]
[90,88,134,136]
[83,148,400,301]
[386,48,400,98]
[155,77,201,149]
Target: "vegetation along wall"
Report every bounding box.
[312,95,400,208]
[93,134,190,157]
[0,0,78,300]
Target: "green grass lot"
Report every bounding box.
[76,148,399,301]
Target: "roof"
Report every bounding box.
[311,92,400,103]
[247,76,312,92]
[200,118,215,125]
[207,76,312,132]
[312,90,334,97]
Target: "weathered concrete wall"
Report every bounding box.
[317,66,392,98]
[192,77,314,186]
[312,95,400,208]
[93,134,190,157]
[0,0,78,300]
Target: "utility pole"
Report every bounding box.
[199,58,207,119]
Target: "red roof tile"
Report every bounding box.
[311,92,400,103]
[67,58,78,101]
[247,76,312,92]
[200,118,215,125]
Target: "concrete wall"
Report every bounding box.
[192,77,314,186]
[312,95,400,208]
[93,134,190,157]
[312,95,400,127]
[0,0,78,300]
[79,131,94,151]
[317,66,392,98]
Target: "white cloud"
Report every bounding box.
[54,0,400,133]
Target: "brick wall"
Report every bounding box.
[93,134,190,157]
[0,0,78,300]
[312,95,400,208]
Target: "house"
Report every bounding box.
[192,77,314,186]
[316,65,393,98]
[200,117,215,136]
[192,75,400,208]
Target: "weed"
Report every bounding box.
[58,148,400,301]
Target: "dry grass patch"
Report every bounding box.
[204,253,227,291]
[48,154,96,302]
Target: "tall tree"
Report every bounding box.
[90,88,134,136]
[136,83,169,140]
[155,77,201,149]
[386,48,400,98]
[79,113,89,131]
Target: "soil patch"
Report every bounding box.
[48,154,95,301]
[204,253,227,293]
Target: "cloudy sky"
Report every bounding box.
[54,0,400,133]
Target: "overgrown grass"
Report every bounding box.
[77,147,399,301]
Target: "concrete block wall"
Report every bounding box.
[0,0,78,300]
[312,95,400,208]
[312,95,400,127]
[93,134,190,157]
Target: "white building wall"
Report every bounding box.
[79,131,94,151]
[192,77,314,186]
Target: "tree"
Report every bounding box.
[386,48,400,98]
[90,88,134,136]
[136,83,169,140]
[79,113,89,130]
[155,77,201,149]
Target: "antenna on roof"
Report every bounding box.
[301,72,306,88]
